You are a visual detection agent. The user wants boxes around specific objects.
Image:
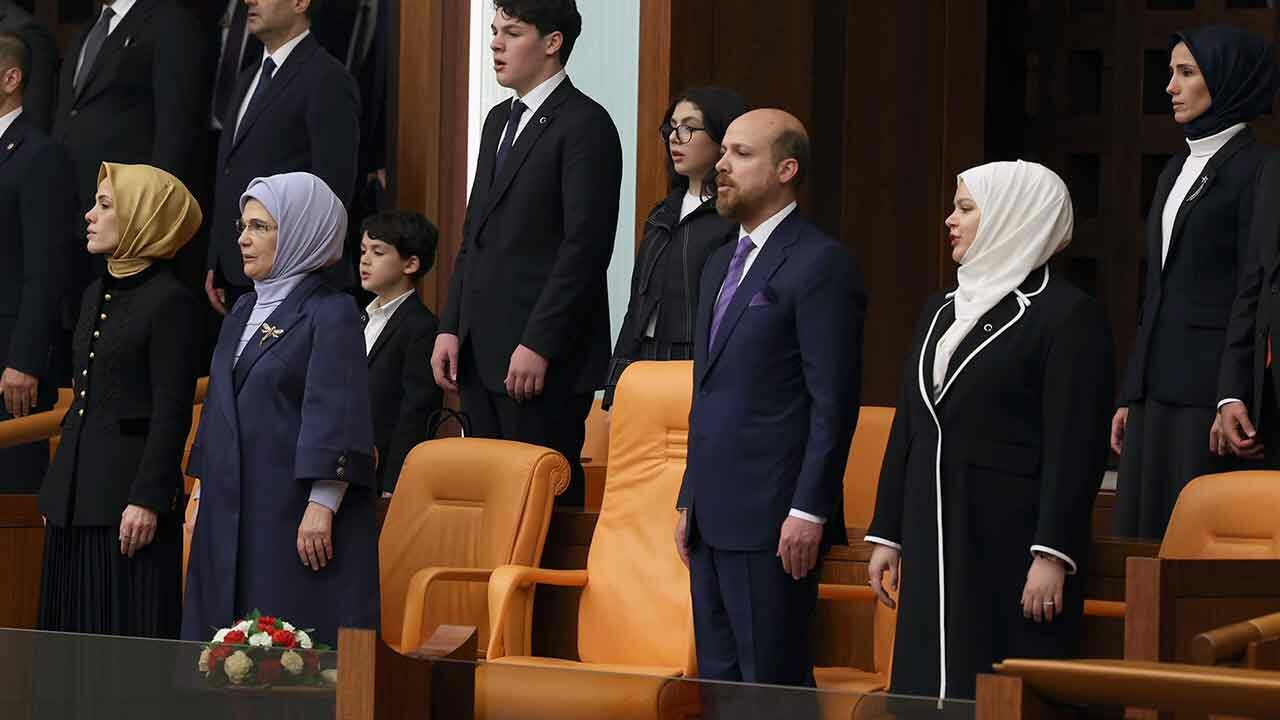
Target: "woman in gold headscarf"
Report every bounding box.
[37,163,203,638]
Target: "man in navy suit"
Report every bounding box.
[675,109,866,686]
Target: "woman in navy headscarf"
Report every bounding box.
[1112,25,1278,540]
[182,172,378,646]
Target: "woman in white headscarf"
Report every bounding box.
[863,161,1114,700]
[181,172,377,647]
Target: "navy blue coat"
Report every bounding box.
[678,210,866,552]
[181,275,378,646]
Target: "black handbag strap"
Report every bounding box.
[427,407,471,439]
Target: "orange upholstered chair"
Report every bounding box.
[581,398,610,511]
[1159,471,1280,559]
[379,437,569,656]
[477,360,698,720]
[842,406,894,529]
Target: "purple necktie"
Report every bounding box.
[709,235,756,348]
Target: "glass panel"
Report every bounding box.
[1141,153,1174,218]
[1068,50,1103,115]
[0,628,337,719]
[1067,153,1102,219]
[1226,0,1270,8]
[1143,49,1173,115]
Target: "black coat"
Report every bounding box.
[0,112,74,406]
[609,189,734,364]
[366,292,441,492]
[0,1,59,131]
[52,0,208,213]
[442,79,622,396]
[40,265,203,527]
[867,266,1114,700]
[1122,127,1274,408]
[208,32,359,289]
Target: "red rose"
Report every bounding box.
[270,629,297,648]
[223,630,247,645]
[256,657,283,685]
[257,615,278,630]
[210,645,234,661]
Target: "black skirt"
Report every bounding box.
[38,522,182,639]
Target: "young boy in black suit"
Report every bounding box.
[359,210,443,492]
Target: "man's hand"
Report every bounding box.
[0,367,38,418]
[777,515,822,580]
[674,508,690,568]
[297,502,335,572]
[205,270,227,316]
[1109,407,1128,455]
[1219,401,1264,459]
[505,344,548,402]
[431,333,460,392]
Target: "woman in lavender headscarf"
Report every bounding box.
[181,173,377,646]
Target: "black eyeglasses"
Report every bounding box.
[660,122,708,145]
[235,218,277,237]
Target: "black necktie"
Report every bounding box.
[75,6,115,92]
[235,56,276,141]
[493,99,527,181]
[213,1,251,124]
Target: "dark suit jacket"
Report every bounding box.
[40,265,202,527]
[0,1,59,131]
[441,78,622,396]
[0,111,74,407]
[52,0,208,212]
[366,291,441,491]
[209,32,359,289]
[678,210,865,552]
[1219,149,1280,426]
[1121,127,1274,408]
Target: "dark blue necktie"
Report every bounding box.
[235,56,276,141]
[493,99,527,181]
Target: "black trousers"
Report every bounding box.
[457,342,592,506]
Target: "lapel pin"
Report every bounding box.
[5,143,12,151]
[124,36,133,48]
[1185,175,1208,203]
[258,323,285,348]
[539,116,547,125]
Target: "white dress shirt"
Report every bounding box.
[714,201,820,524]
[234,30,311,137]
[0,107,22,140]
[364,290,415,355]
[74,0,139,83]
[498,69,567,152]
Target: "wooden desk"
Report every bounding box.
[0,495,43,629]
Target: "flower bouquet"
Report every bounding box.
[198,610,330,687]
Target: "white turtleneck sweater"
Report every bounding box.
[1161,122,1247,266]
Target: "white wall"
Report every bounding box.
[466,0,640,345]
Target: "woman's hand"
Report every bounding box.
[1021,555,1066,623]
[297,502,334,571]
[1109,407,1128,455]
[868,544,901,609]
[119,504,157,558]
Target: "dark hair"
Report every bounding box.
[0,32,30,91]
[361,210,439,280]
[493,0,582,66]
[772,128,810,188]
[663,86,747,202]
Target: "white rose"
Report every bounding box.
[212,628,230,643]
[281,650,304,676]
[282,622,295,632]
[249,631,273,649]
[296,631,313,649]
[198,649,211,674]
[224,650,253,685]
[234,620,252,633]
[320,669,338,686]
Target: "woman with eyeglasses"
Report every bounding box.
[38,163,203,638]
[603,86,747,408]
[181,172,377,647]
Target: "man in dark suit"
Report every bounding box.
[0,2,56,131]
[430,0,621,507]
[675,109,865,686]
[0,32,75,491]
[204,0,359,315]
[358,209,442,492]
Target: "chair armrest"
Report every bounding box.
[1084,600,1125,619]
[818,583,877,603]
[486,565,588,660]
[399,567,495,653]
[0,407,63,449]
[1192,612,1280,666]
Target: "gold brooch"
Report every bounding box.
[258,323,285,347]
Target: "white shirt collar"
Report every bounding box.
[738,201,798,249]
[514,69,567,116]
[104,0,138,25]
[1187,122,1247,159]
[0,107,22,140]
[365,289,415,319]
[262,29,311,70]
